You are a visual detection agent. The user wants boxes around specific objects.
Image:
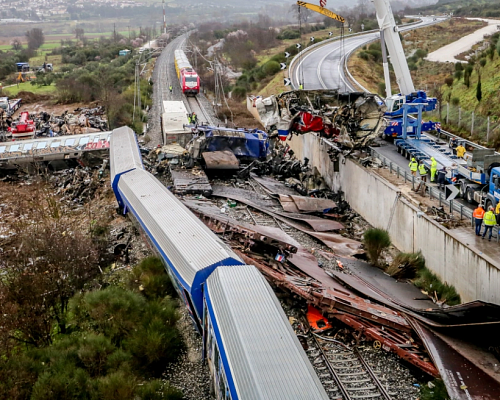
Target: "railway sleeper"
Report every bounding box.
[342,378,372,384]
[336,371,367,376]
[350,393,382,399]
[346,385,377,391]
[329,357,359,363]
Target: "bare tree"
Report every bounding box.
[75,27,85,40]
[25,28,44,50]
[289,4,312,25]
[0,185,101,349]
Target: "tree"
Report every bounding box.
[444,76,454,87]
[25,28,44,50]
[11,38,22,51]
[75,28,85,40]
[476,76,482,102]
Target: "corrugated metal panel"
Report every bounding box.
[118,169,240,288]
[206,265,329,400]
[110,126,143,183]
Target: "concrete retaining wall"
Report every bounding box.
[289,133,500,304]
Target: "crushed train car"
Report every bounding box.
[248,89,386,148]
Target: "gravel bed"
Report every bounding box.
[163,305,213,400]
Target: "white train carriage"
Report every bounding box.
[204,265,329,400]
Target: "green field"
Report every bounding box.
[3,81,56,96]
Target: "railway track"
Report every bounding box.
[185,96,214,126]
[308,333,393,400]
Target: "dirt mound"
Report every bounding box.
[17,91,52,104]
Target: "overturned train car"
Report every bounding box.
[109,126,329,400]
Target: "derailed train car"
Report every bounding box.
[109,126,329,400]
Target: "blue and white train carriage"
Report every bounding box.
[109,127,329,399]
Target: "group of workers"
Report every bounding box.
[473,203,500,240]
[187,112,198,124]
[408,138,468,191]
[409,157,447,189]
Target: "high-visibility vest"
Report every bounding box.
[409,160,418,171]
[431,159,437,170]
[473,208,485,219]
[456,146,465,158]
[418,164,427,175]
[496,202,500,215]
[484,211,496,226]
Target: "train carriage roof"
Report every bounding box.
[117,169,242,318]
[205,265,329,400]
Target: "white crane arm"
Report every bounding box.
[372,0,415,96]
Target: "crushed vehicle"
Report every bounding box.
[248,89,386,148]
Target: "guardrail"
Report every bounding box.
[289,19,424,90]
[369,146,477,221]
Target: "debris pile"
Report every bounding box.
[248,89,386,148]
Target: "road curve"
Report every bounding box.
[290,17,444,92]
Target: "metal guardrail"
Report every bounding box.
[289,19,424,90]
[369,147,474,222]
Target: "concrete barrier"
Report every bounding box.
[289,133,500,304]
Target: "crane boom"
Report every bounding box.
[372,0,415,96]
[296,1,345,24]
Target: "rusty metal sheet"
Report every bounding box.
[212,185,345,233]
[279,194,337,213]
[251,174,299,196]
[170,168,212,196]
[183,200,298,254]
[410,319,500,400]
[279,194,300,213]
[202,150,239,170]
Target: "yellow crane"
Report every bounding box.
[296,1,345,24]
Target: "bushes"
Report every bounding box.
[277,29,300,40]
[129,256,175,300]
[232,86,247,100]
[414,267,461,305]
[262,60,281,76]
[363,228,391,266]
[386,251,425,280]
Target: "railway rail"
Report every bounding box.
[309,333,393,400]
[185,96,214,126]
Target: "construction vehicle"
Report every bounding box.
[373,0,437,116]
[394,105,500,207]
[383,118,440,139]
[0,97,22,117]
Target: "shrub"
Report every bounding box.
[77,334,116,377]
[129,256,175,300]
[386,251,425,279]
[455,62,463,71]
[70,287,147,345]
[454,70,463,81]
[138,380,183,400]
[480,58,487,67]
[262,60,281,76]
[419,379,450,400]
[451,97,460,106]
[415,48,428,59]
[31,366,93,400]
[359,51,370,61]
[444,76,454,87]
[363,228,391,266]
[277,29,300,40]
[232,86,247,101]
[414,267,461,305]
[97,370,137,400]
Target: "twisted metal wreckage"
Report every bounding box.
[248,89,386,148]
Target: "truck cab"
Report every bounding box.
[487,167,500,208]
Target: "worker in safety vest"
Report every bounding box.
[482,206,497,241]
[409,157,418,176]
[299,83,304,90]
[169,85,173,93]
[187,114,192,124]
[418,161,428,182]
[456,144,466,158]
[473,204,485,236]
[430,157,437,182]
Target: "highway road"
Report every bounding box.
[290,17,445,92]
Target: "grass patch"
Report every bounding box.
[363,228,391,267]
[414,267,461,305]
[386,251,426,280]
[3,81,56,96]
[419,379,450,400]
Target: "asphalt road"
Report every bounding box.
[290,17,444,91]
